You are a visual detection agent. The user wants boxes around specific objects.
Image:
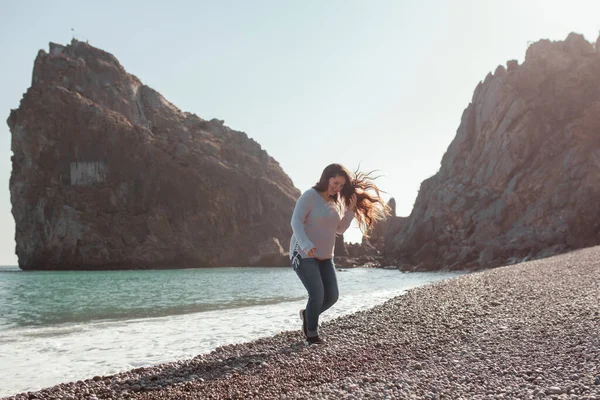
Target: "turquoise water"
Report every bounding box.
[0,266,463,396]
[0,266,308,330]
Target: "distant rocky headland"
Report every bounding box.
[379,32,600,270]
[8,39,299,270]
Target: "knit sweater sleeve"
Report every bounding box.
[290,191,315,253]
[336,208,355,234]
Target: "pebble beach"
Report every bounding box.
[4,246,600,400]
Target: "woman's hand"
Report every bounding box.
[308,248,317,258]
[348,193,357,211]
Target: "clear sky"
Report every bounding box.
[0,0,598,265]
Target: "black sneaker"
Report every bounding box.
[299,309,307,337]
[306,335,325,345]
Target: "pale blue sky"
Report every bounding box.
[1,0,598,265]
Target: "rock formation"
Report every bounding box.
[334,234,348,257]
[8,40,300,270]
[385,32,600,270]
[335,198,405,269]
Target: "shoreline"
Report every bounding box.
[4,246,600,399]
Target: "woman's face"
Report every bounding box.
[327,175,346,196]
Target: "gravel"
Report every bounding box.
[4,246,600,399]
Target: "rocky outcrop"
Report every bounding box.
[335,198,406,269]
[248,237,289,268]
[365,197,407,259]
[334,234,348,257]
[385,32,600,270]
[8,40,300,270]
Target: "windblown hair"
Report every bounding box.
[313,163,390,235]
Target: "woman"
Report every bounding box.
[290,163,389,345]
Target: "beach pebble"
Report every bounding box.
[546,386,564,395]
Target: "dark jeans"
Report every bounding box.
[295,257,339,337]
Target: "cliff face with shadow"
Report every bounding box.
[8,39,299,270]
[385,33,600,270]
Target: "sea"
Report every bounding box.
[0,265,463,397]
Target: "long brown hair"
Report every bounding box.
[313,164,390,235]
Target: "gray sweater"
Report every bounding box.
[289,188,355,259]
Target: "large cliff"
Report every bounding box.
[8,40,299,270]
[386,33,600,270]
